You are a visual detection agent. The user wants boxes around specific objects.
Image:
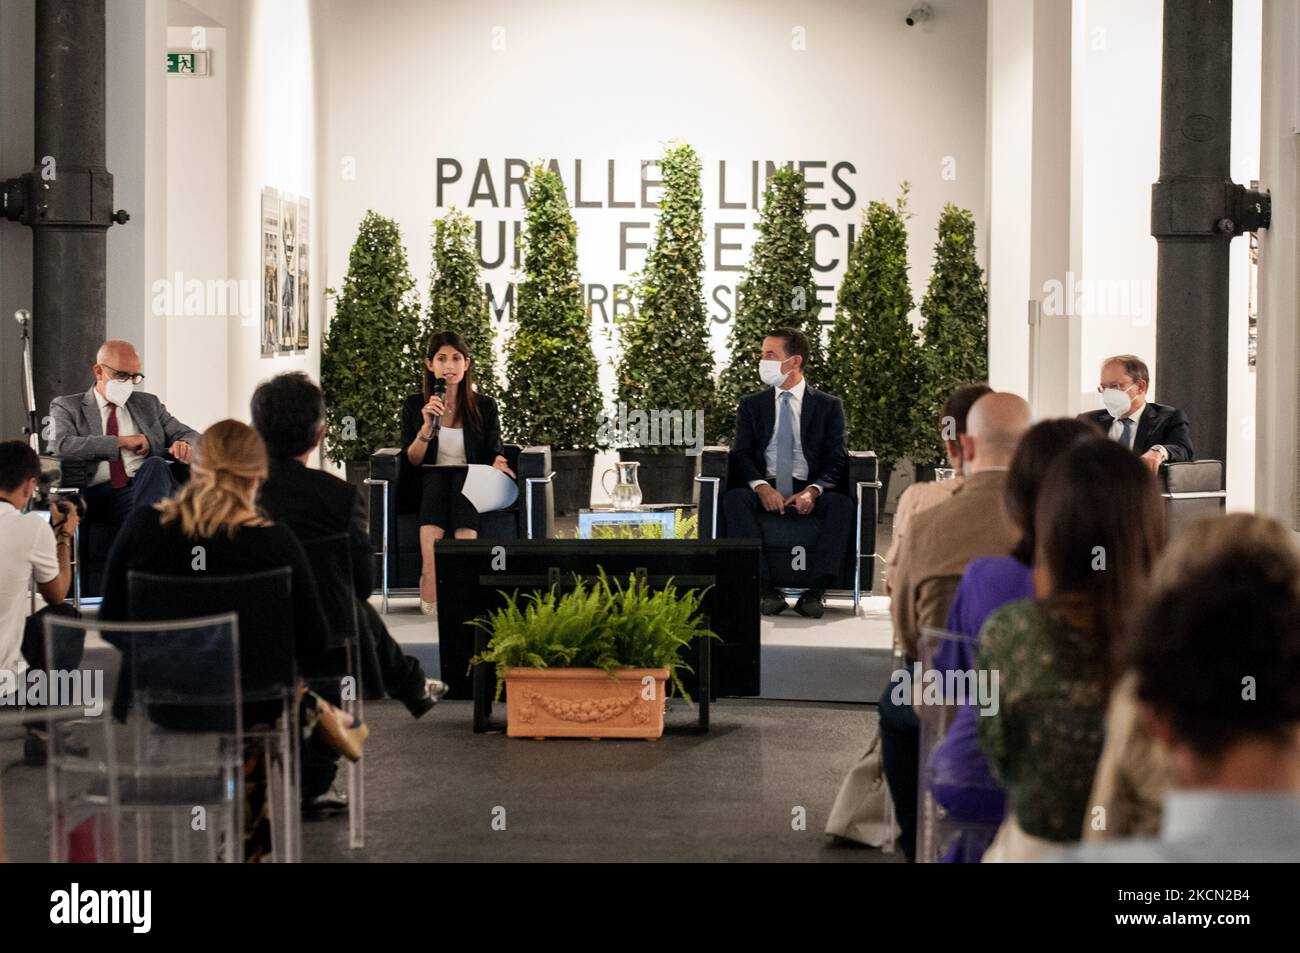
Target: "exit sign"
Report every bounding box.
[166,50,210,76]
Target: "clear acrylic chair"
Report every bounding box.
[300,532,366,849]
[42,614,244,863]
[124,567,303,862]
[915,625,1004,863]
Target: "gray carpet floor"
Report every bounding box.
[2,698,898,863]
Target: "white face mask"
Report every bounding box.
[1101,386,1133,419]
[104,378,134,406]
[759,359,789,388]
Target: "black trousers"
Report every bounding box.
[358,598,427,704]
[20,604,86,721]
[879,670,920,861]
[418,467,479,533]
[721,479,852,587]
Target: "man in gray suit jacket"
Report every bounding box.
[49,340,199,528]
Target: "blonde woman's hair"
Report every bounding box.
[157,419,269,538]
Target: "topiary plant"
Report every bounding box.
[711,166,824,444]
[615,142,714,447]
[915,204,989,466]
[423,208,499,399]
[321,210,421,465]
[502,164,604,450]
[826,183,923,476]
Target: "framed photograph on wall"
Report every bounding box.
[296,197,310,351]
[279,194,300,353]
[260,187,280,358]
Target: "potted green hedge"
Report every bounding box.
[915,204,988,470]
[471,571,716,739]
[502,164,605,515]
[712,167,824,445]
[615,142,714,503]
[321,211,422,490]
[424,208,499,398]
[826,185,923,511]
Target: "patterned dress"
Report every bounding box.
[976,600,1108,843]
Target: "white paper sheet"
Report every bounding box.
[460,463,519,514]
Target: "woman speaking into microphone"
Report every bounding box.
[402,331,514,617]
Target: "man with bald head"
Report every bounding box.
[49,340,199,529]
[880,391,1031,860]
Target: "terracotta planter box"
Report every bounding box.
[503,667,669,739]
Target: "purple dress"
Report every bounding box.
[928,556,1034,861]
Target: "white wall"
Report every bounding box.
[320,0,989,393]
[1255,0,1299,530]
[164,18,230,430]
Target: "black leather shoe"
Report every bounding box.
[405,677,450,719]
[760,588,789,616]
[302,786,349,818]
[794,589,826,619]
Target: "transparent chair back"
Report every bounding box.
[43,613,244,863]
[916,625,1004,863]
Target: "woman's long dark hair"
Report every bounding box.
[422,330,482,431]
[1033,437,1166,688]
[1004,419,1098,565]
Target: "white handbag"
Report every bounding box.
[824,728,901,848]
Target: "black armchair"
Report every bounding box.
[694,445,881,608]
[1160,459,1225,538]
[366,444,555,611]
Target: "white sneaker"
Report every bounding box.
[420,599,438,619]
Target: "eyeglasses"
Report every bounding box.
[100,363,145,385]
[1097,381,1132,394]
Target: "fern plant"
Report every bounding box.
[470,569,716,701]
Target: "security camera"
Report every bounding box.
[906,3,932,26]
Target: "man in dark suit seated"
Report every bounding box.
[48,340,198,528]
[1078,354,1193,474]
[252,373,447,813]
[721,327,851,619]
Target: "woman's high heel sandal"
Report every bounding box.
[420,599,438,618]
[316,704,369,764]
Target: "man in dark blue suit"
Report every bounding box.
[1077,354,1194,474]
[722,328,851,618]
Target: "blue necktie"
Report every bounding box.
[1120,417,1134,450]
[776,392,795,498]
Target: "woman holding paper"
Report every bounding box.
[403,331,514,617]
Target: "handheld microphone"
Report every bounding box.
[431,376,447,429]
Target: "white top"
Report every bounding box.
[751,377,821,491]
[0,501,60,695]
[435,427,467,465]
[91,388,144,486]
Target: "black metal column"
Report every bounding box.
[2,0,128,429]
[1152,0,1268,468]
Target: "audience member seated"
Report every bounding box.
[884,383,992,600]
[98,420,362,861]
[1059,513,1300,862]
[402,330,515,618]
[927,418,1096,861]
[48,339,198,529]
[721,327,850,619]
[253,370,448,710]
[880,391,1030,861]
[1077,353,1193,474]
[0,441,82,766]
[978,437,1165,861]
